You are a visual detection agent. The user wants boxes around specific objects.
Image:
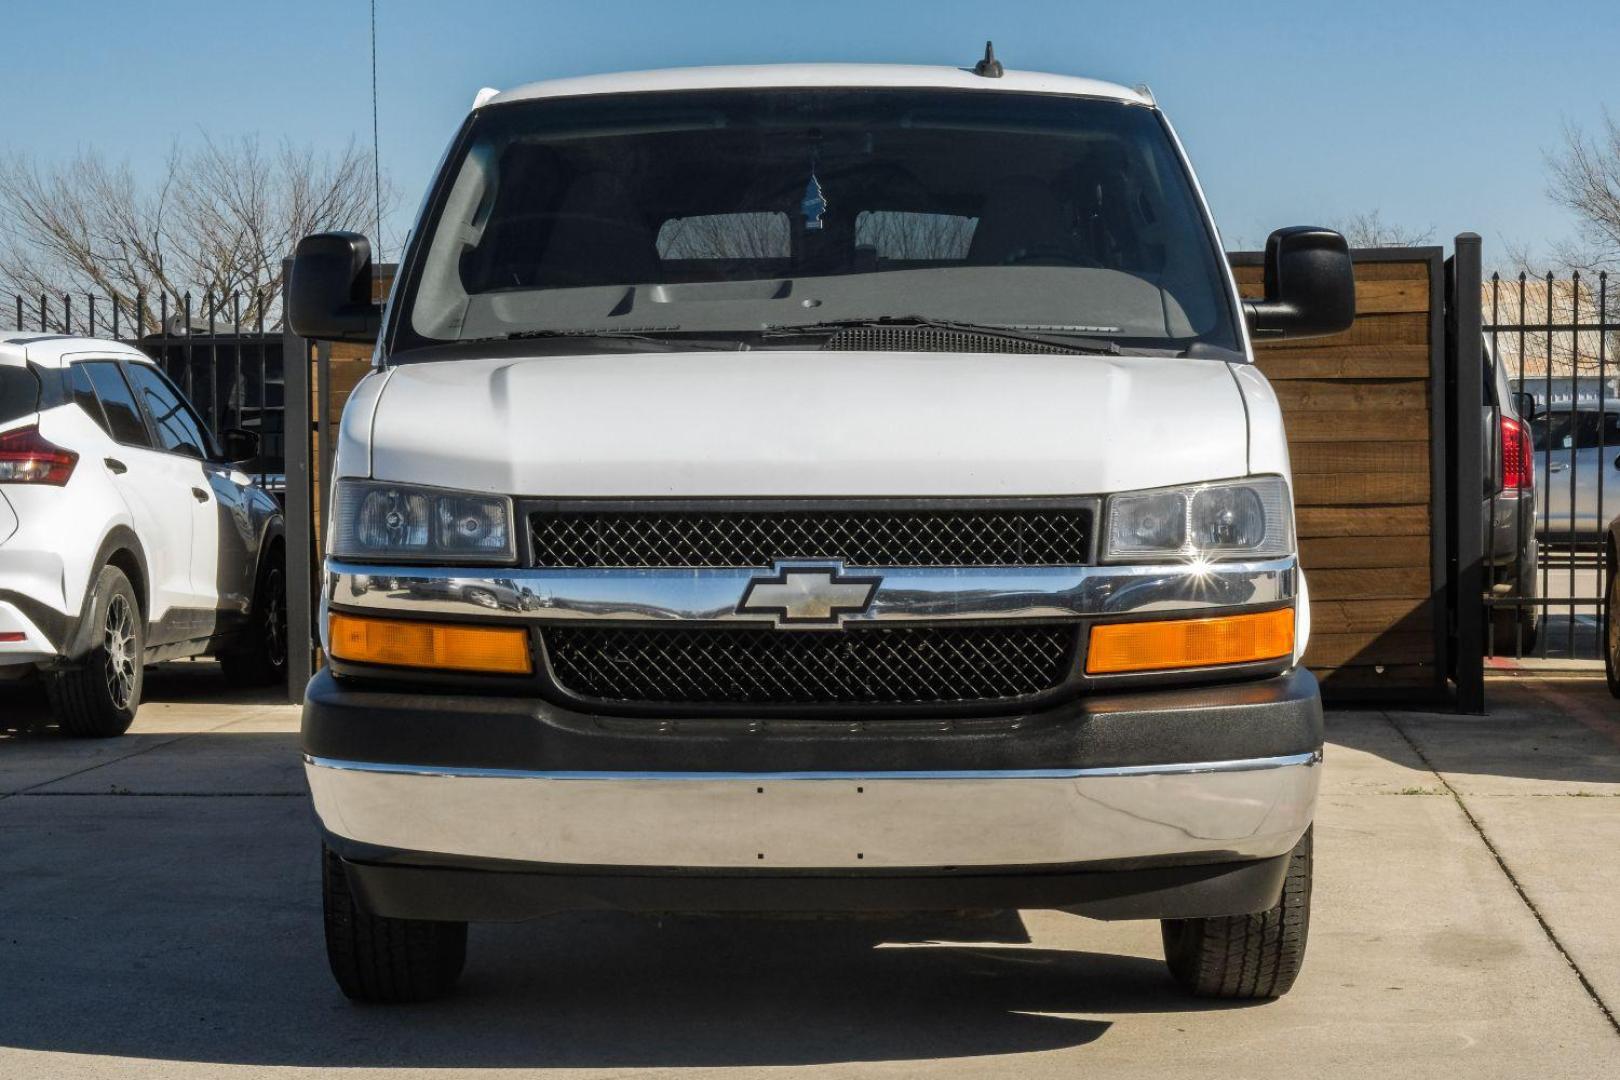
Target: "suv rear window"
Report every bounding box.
[0,366,40,425]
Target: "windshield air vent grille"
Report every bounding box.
[820,326,1089,355]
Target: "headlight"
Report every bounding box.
[330,480,515,563]
[1103,476,1292,561]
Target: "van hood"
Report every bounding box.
[366,350,1249,497]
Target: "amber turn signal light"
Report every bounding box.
[328,612,532,675]
[1086,608,1295,675]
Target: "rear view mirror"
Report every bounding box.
[1244,227,1356,340]
[1512,391,1538,420]
[287,231,381,343]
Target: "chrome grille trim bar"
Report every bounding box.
[326,556,1296,624]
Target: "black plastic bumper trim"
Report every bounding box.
[336,845,1291,923]
[301,665,1322,775]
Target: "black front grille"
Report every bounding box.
[530,506,1093,568]
[543,624,1078,707]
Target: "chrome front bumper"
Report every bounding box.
[326,556,1297,626]
[306,752,1319,871]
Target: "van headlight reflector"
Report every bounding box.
[328,612,532,674]
[331,480,515,563]
[1104,477,1292,561]
[1086,608,1295,675]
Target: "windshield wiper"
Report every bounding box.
[761,316,1123,355]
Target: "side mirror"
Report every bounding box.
[287,231,381,343]
[1244,227,1356,340]
[1512,391,1538,420]
[220,427,260,463]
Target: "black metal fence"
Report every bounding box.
[9,291,287,491]
[1484,269,1617,662]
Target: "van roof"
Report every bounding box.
[0,333,153,369]
[484,64,1151,110]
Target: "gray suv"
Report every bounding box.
[1530,405,1620,539]
[1486,343,1540,651]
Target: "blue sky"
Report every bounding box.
[3,0,1616,267]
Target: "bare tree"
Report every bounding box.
[1546,111,1620,272]
[1333,210,1435,249]
[854,210,976,261]
[0,136,389,332]
[659,211,788,260]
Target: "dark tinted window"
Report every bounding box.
[0,366,40,425]
[66,364,112,435]
[124,363,213,459]
[82,362,152,447]
[1531,410,1620,451]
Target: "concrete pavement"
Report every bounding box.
[2,665,1619,1078]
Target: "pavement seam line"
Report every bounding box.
[1382,709,1620,1039]
[0,714,251,801]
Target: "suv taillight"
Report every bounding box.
[1501,414,1532,491]
[0,426,78,485]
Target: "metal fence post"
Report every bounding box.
[1449,234,1487,712]
[282,260,315,705]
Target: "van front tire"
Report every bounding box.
[46,565,143,738]
[322,845,467,1003]
[1160,826,1312,999]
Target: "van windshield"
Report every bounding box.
[391,88,1241,357]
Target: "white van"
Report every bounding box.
[291,55,1354,1003]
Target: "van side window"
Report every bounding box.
[854,211,978,261]
[66,364,112,436]
[657,213,790,261]
[81,362,154,447]
[124,363,214,459]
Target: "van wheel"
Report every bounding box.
[322,845,467,1003]
[1161,826,1312,999]
[46,565,143,738]
[220,550,287,688]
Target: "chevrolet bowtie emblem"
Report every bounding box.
[737,563,882,628]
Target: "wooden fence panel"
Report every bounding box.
[1234,253,1442,696]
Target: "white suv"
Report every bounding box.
[0,334,287,736]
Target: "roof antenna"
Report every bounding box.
[973,41,1004,78]
[369,0,383,258]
